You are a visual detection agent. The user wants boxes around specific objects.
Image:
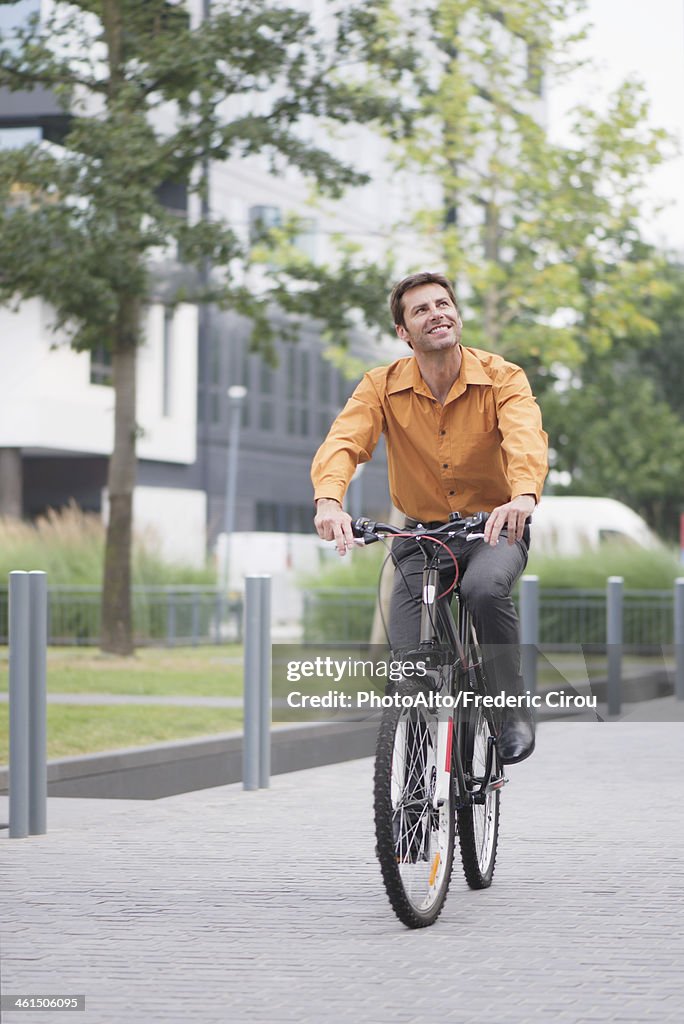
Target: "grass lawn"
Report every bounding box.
[0,644,243,696]
[0,645,245,762]
[0,704,242,763]
[0,644,671,764]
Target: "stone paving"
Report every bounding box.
[2,719,684,1023]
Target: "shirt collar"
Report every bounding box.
[386,347,492,397]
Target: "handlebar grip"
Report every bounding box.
[351,517,371,538]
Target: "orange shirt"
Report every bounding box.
[311,346,548,521]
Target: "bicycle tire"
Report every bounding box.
[457,704,500,888]
[374,680,455,928]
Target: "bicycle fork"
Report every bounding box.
[419,565,456,810]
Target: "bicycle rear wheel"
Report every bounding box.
[374,682,455,928]
[457,705,500,888]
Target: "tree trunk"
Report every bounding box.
[0,448,22,518]
[101,313,138,655]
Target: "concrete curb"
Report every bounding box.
[0,671,674,802]
[0,720,379,800]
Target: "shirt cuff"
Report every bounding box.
[313,487,346,506]
[510,483,541,504]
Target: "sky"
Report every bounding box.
[547,0,684,254]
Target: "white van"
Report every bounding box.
[530,496,661,556]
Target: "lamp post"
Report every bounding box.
[223,385,248,598]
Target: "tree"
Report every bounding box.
[256,0,681,546]
[373,0,672,386]
[638,260,684,414]
[541,257,684,540]
[0,0,410,654]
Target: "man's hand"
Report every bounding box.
[314,498,355,557]
[483,494,536,547]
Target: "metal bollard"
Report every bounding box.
[519,575,539,699]
[8,570,48,838]
[9,573,30,838]
[28,572,47,835]
[607,576,623,716]
[258,577,271,789]
[675,578,684,702]
[243,576,271,791]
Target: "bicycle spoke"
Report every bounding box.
[376,699,454,922]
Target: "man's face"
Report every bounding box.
[395,283,462,353]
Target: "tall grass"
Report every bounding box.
[526,542,682,590]
[305,539,682,592]
[0,504,215,585]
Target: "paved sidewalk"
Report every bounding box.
[2,720,684,1023]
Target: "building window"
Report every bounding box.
[294,217,318,261]
[206,328,224,426]
[90,343,112,386]
[249,205,282,245]
[285,346,311,437]
[0,127,42,151]
[256,502,315,533]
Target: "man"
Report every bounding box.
[312,271,548,763]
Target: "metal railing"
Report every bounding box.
[0,585,242,647]
[302,585,677,650]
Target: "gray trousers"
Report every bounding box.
[389,531,529,697]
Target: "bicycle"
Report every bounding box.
[351,511,507,929]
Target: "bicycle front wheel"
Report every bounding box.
[457,706,500,888]
[374,683,455,928]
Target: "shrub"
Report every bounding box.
[0,504,215,585]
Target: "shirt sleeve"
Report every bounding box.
[311,373,385,505]
[493,365,549,503]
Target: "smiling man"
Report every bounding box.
[312,271,548,763]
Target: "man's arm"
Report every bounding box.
[485,365,548,546]
[311,374,385,557]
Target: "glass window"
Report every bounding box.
[210,333,221,383]
[259,359,273,395]
[300,350,309,399]
[259,401,273,431]
[294,218,318,261]
[210,390,221,425]
[0,127,41,150]
[90,344,112,387]
[248,205,282,245]
[318,360,330,403]
[286,346,296,401]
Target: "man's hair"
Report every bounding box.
[389,272,460,328]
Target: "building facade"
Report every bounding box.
[1,0,545,562]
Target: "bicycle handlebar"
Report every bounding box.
[351,511,490,545]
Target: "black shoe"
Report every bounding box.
[496,708,535,764]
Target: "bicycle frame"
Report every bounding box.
[417,557,503,813]
[356,512,506,924]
